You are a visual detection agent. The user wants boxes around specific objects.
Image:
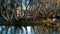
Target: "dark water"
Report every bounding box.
[0,26,60,34]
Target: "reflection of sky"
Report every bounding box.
[0,26,34,34]
[27,26,34,34]
[27,26,31,34]
[0,26,58,34]
[8,26,15,34]
[22,27,26,34]
[7,28,11,34]
[2,26,6,34]
[0,26,2,31]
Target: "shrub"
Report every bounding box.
[36,20,47,25]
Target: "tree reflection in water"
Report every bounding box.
[0,26,60,34]
[0,26,35,34]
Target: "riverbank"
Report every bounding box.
[0,20,60,28]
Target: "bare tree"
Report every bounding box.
[32,0,58,20]
[0,0,59,22]
[1,0,16,22]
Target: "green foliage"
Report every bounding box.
[0,20,47,26]
[36,20,47,25]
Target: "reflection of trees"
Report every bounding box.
[34,26,49,34]
[0,26,60,34]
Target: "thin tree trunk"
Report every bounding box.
[1,7,8,21]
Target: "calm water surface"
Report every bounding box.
[0,26,60,34]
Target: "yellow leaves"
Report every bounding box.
[57,0,60,9]
[47,18,52,22]
[57,0,60,3]
[36,20,47,25]
[40,0,46,2]
[16,7,21,10]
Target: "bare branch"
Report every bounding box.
[6,10,10,19]
[1,13,8,21]
[11,10,15,20]
[48,12,53,18]
[1,7,8,21]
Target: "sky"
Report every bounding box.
[22,0,30,10]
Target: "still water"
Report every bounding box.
[0,26,60,34]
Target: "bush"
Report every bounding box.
[36,20,47,25]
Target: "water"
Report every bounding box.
[0,26,59,34]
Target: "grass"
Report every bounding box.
[0,19,60,28]
[0,20,47,26]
